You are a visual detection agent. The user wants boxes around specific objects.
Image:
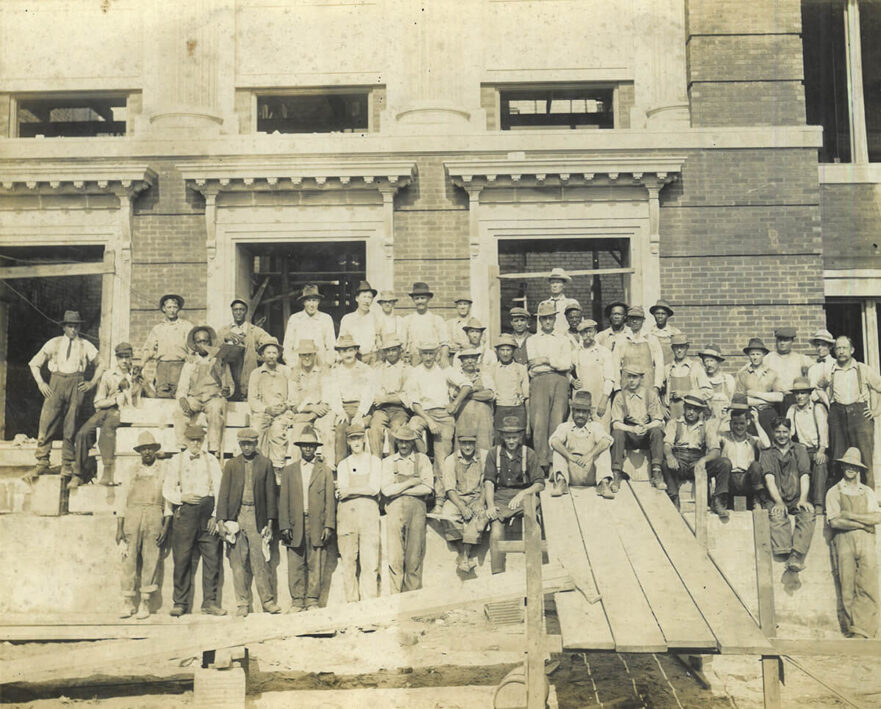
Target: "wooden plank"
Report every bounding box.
[571,488,666,653]
[523,495,545,709]
[754,508,781,709]
[772,637,881,657]
[629,481,774,655]
[498,267,635,280]
[610,484,718,650]
[539,490,601,603]
[0,261,112,279]
[552,592,615,651]
[0,563,573,684]
[694,462,708,548]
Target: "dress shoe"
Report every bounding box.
[786,552,806,572]
[135,601,151,620]
[120,602,136,619]
[170,605,186,617]
[711,496,730,521]
[201,605,227,616]
[263,602,282,614]
[597,479,615,500]
[650,468,667,491]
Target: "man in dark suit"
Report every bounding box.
[216,428,281,617]
[278,426,336,611]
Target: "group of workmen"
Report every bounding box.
[24,268,880,638]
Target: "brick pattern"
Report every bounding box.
[689,82,806,127]
[820,184,881,270]
[687,35,804,83]
[687,0,802,35]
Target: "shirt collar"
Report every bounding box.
[456,450,479,463]
[832,359,856,372]
[626,389,644,399]
[501,446,522,460]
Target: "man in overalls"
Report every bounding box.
[826,448,880,638]
[664,334,712,421]
[610,364,666,491]
[549,390,614,498]
[440,429,489,573]
[489,333,529,435]
[115,431,171,620]
[572,319,614,428]
[368,335,413,457]
[614,306,664,395]
[647,299,681,368]
[248,337,295,474]
[662,393,721,514]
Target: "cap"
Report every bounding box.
[346,420,367,438]
[743,337,770,355]
[392,425,420,441]
[790,376,814,392]
[294,426,322,447]
[114,341,134,356]
[564,300,582,313]
[409,282,434,298]
[159,294,184,310]
[496,415,526,433]
[457,430,478,442]
[334,334,360,350]
[237,428,259,442]
[577,318,598,331]
[622,363,646,376]
[810,329,835,345]
[463,316,486,331]
[297,284,324,301]
[536,301,557,318]
[699,344,725,361]
[453,294,473,303]
[509,306,531,319]
[458,348,482,359]
[416,339,440,351]
[257,337,282,356]
[355,280,377,297]
[570,390,593,409]
[548,267,572,282]
[775,327,797,339]
[132,431,162,452]
[837,447,868,470]
[494,333,517,349]
[682,392,708,409]
[380,335,403,350]
[296,339,318,355]
[603,300,629,318]
[376,290,398,303]
[184,424,206,440]
[649,300,675,316]
[229,298,249,309]
[670,333,689,346]
[626,306,646,319]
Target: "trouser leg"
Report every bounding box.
[851,532,880,637]
[611,429,628,473]
[196,497,221,608]
[74,410,104,479]
[791,506,816,557]
[762,500,793,555]
[96,408,121,478]
[203,397,227,453]
[756,407,777,440]
[648,428,664,467]
[828,404,848,473]
[154,361,184,399]
[304,528,325,605]
[139,508,163,595]
[529,375,553,468]
[386,497,406,594]
[847,408,875,489]
[171,504,200,608]
[265,412,292,470]
[462,498,488,545]
[547,375,570,465]
[241,508,274,608]
[228,525,254,610]
[806,447,829,508]
[36,375,80,467]
[359,509,380,600]
[286,543,307,607]
[401,497,427,592]
[368,408,390,458]
[61,380,82,465]
[337,500,362,602]
[120,513,141,600]
[707,457,732,498]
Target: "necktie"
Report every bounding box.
[66,338,73,361]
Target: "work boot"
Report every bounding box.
[287,605,305,614]
[610,472,622,494]
[23,463,47,485]
[201,605,227,616]
[263,602,282,614]
[60,463,74,480]
[456,556,471,573]
[66,475,84,490]
[170,605,186,618]
[98,465,115,486]
[135,601,151,620]
[550,472,568,497]
[235,607,248,618]
[597,479,615,500]
[711,495,730,522]
[650,466,667,491]
[120,601,136,619]
[786,551,806,572]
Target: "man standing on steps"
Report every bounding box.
[647,299,681,368]
[508,306,532,366]
[217,298,273,402]
[27,310,103,484]
[282,285,337,368]
[736,337,783,439]
[538,267,579,335]
[614,306,664,396]
[141,294,192,399]
[339,280,381,366]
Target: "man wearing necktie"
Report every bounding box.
[26,310,103,483]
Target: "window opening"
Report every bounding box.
[16,96,127,138]
[256,93,369,134]
[499,87,614,130]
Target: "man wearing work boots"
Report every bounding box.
[759,417,815,572]
[549,390,614,499]
[216,428,281,617]
[610,364,666,492]
[115,432,171,620]
[786,377,829,514]
[440,430,489,573]
[163,425,226,617]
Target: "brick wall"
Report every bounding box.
[820,184,881,270]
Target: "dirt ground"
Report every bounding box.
[2,608,879,708]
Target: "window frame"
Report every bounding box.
[251,86,377,135]
[490,82,622,132]
[10,91,135,139]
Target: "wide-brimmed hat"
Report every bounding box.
[294,426,322,447]
[729,393,750,412]
[699,344,725,361]
[184,424,206,440]
[837,447,868,470]
[237,428,259,442]
[458,348,482,359]
[509,306,531,319]
[453,294,473,304]
[187,325,216,350]
[790,376,814,392]
[297,339,318,355]
[133,431,162,452]
[416,339,441,351]
[61,310,85,325]
[345,420,366,438]
[622,363,646,376]
[743,337,770,355]
[376,290,398,303]
[649,300,675,316]
[257,337,283,357]
[380,335,403,350]
[774,327,797,340]
[809,329,835,345]
[577,318,598,331]
[355,280,377,297]
[570,390,593,410]
[114,341,134,356]
[536,301,557,318]
[334,334,360,351]
[496,415,526,433]
[548,267,572,282]
[604,300,629,318]
[682,393,708,409]
[159,294,184,310]
[298,285,323,301]
[494,333,517,349]
[463,316,486,331]
[671,333,689,347]
[626,306,646,320]
[229,298,249,309]
[409,282,434,298]
[392,425,419,441]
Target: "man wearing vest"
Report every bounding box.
[141,294,192,399]
[611,363,666,491]
[216,428,281,617]
[217,298,273,402]
[381,425,434,593]
[549,390,614,498]
[440,429,489,573]
[614,306,664,395]
[163,425,225,617]
[485,415,544,574]
[174,326,234,456]
[279,426,336,611]
[826,448,880,638]
[786,377,830,514]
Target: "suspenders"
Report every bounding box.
[495,445,527,481]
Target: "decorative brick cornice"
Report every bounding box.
[0,161,157,198]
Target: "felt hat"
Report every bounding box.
[626,306,646,320]
[297,284,324,301]
[729,393,750,412]
[257,337,282,357]
[453,294,473,303]
[837,447,868,470]
[496,415,526,433]
[294,426,322,447]
[564,300,582,313]
[577,318,598,331]
[296,339,318,355]
[345,420,366,438]
[392,425,419,441]
[509,306,531,319]
[810,329,835,345]
[133,431,162,452]
[334,334,360,351]
[184,424,206,440]
[494,333,517,349]
[114,341,134,356]
[159,294,184,310]
[61,310,85,324]
[743,337,770,355]
[458,347,482,359]
[376,290,398,303]
[416,339,441,351]
[603,300,629,318]
[682,392,708,409]
[699,344,725,361]
[622,363,646,376]
[409,282,434,298]
[186,325,216,350]
[649,300,675,316]
[548,267,572,282]
[463,316,486,331]
[355,280,377,297]
[775,327,797,340]
[237,428,259,442]
[380,335,403,350]
[229,298,249,309]
[536,301,557,318]
[670,333,689,346]
[790,376,814,392]
[570,390,593,410]
[457,430,478,442]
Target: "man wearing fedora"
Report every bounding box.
[279,425,336,611]
[736,337,783,438]
[403,282,449,366]
[325,334,376,465]
[647,300,681,367]
[288,339,334,465]
[572,319,614,428]
[614,306,664,395]
[248,337,295,471]
[826,447,880,638]
[28,309,103,482]
[549,390,614,498]
[440,428,489,573]
[807,329,836,393]
[282,284,336,368]
[141,294,192,399]
[539,267,580,335]
[508,306,532,366]
[174,326,234,456]
[610,363,666,490]
[485,415,544,574]
[216,428,281,616]
[596,300,629,353]
[786,376,830,513]
[700,344,736,423]
[217,298,273,401]
[163,425,225,617]
[664,334,712,421]
[115,431,171,620]
[340,280,382,365]
[368,335,413,457]
[455,317,496,370]
[71,341,145,489]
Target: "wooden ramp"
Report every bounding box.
[542,481,773,656]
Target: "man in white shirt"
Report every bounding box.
[282,285,336,367]
[572,319,614,428]
[375,290,405,358]
[446,294,478,361]
[549,390,614,498]
[538,267,580,335]
[807,329,836,401]
[596,300,629,354]
[786,377,829,513]
[140,294,192,399]
[368,336,413,456]
[403,282,448,365]
[324,334,376,465]
[765,326,813,415]
[339,280,381,365]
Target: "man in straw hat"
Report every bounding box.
[162,425,225,617]
[539,267,579,335]
[71,341,144,489]
[248,337,295,472]
[216,428,281,617]
[115,431,171,620]
[455,316,496,370]
[807,328,836,393]
[736,336,783,439]
[140,294,192,398]
[174,325,233,456]
[786,376,830,514]
[325,334,376,465]
[403,282,448,366]
[549,390,614,498]
[340,280,382,365]
[700,344,736,423]
[368,335,413,457]
[440,428,489,573]
[27,309,103,482]
[382,424,435,592]
[282,284,336,367]
[572,318,614,428]
[217,298,273,401]
[279,425,336,611]
[826,447,880,638]
[485,415,543,574]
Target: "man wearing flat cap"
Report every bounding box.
[217,298,272,401]
[539,267,580,335]
[174,326,234,456]
[508,306,532,366]
[664,333,712,421]
[614,306,664,394]
[282,285,336,368]
[141,294,192,399]
[572,319,614,428]
[368,335,414,457]
[402,282,449,366]
[340,280,382,365]
[216,428,281,616]
[72,341,146,489]
[27,310,103,482]
[765,327,812,414]
[735,337,783,439]
[447,294,481,361]
[648,300,681,367]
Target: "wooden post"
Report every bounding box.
[523,493,546,709]
[694,462,708,549]
[0,298,7,439]
[753,508,781,709]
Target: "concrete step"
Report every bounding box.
[120,399,250,428]
[67,482,118,516]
